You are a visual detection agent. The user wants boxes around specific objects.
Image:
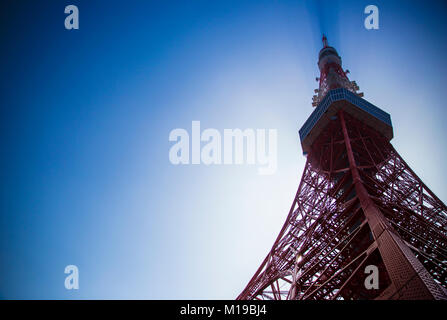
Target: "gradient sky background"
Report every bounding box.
[1,0,447,299]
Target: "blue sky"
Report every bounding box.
[1,0,446,299]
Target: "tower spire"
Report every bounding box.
[322,34,328,48]
[312,37,363,107]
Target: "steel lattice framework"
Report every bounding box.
[237,37,447,300]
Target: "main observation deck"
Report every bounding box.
[299,88,393,154]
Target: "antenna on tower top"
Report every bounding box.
[322,34,328,48]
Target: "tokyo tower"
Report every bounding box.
[237,36,447,300]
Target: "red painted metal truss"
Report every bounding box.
[237,111,447,300]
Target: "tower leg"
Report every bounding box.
[339,110,447,300]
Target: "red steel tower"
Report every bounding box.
[237,36,447,300]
